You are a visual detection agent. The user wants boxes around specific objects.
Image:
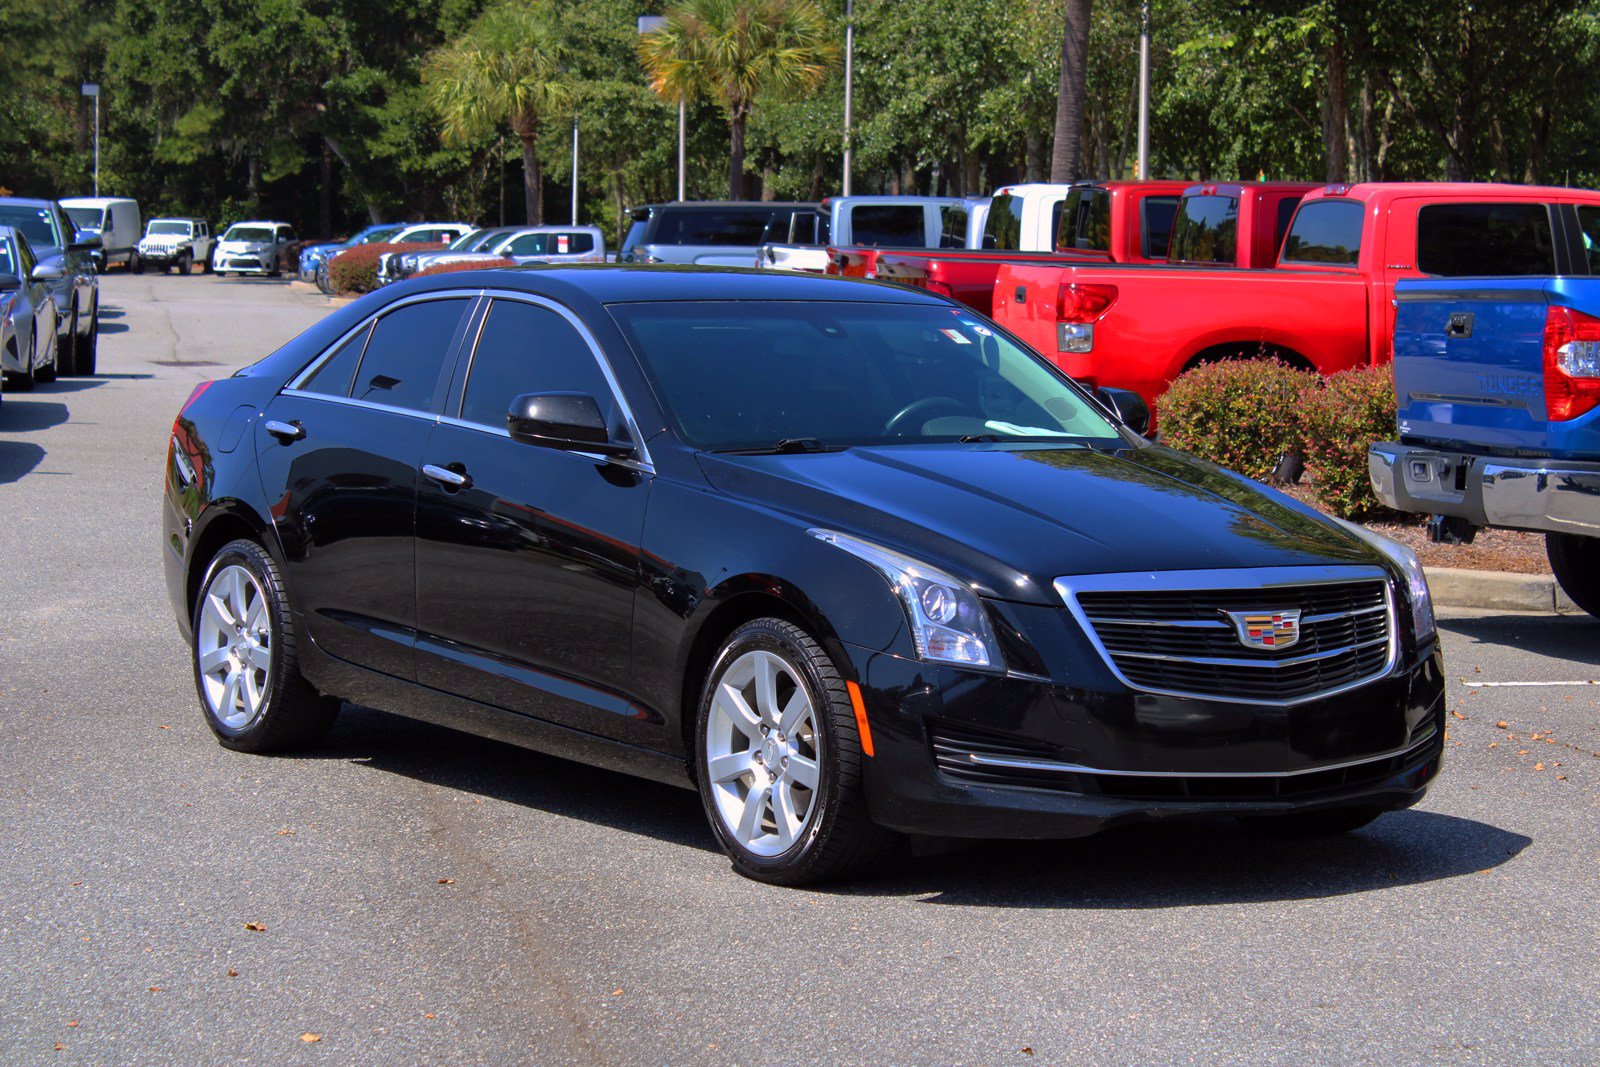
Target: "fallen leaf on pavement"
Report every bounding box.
[226,969,238,978]
[53,1043,65,1051]
[1451,710,1466,720]
[1496,720,1509,729]
[243,923,266,932]
[148,987,162,993]
[612,989,624,996]
[1534,763,1545,771]
[300,1033,322,1043]
[66,1022,77,1028]
[437,878,455,885]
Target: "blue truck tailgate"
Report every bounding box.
[1393,277,1600,458]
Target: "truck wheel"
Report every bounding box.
[203,251,213,274]
[179,251,193,275]
[130,250,142,274]
[1548,533,1600,618]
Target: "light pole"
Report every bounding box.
[637,15,686,201]
[1136,1,1150,180]
[81,83,100,197]
[571,116,580,224]
[842,0,854,195]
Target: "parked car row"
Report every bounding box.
[0,197,101,382]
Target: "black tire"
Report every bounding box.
[76,303,97,376]
[179,251,193,275]
[132,252,143,274]
[202,251,213,274]
[57,303,78,376]
[694,617,899,885]
[34,327,56,384]
[1548,533,1600,618]
[192,538,339,753]
[8,331,36,391]
[1243,805,1384,838]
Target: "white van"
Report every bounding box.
[61,197,142,270]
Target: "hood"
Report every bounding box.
[696,442,1381,605]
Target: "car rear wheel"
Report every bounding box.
[1548,533,1600,618]
[57,303,78,376]
[7,331,36,391]
[35,327,56,384]
[695,617,898,885]
[1243,805,1384,838]
[76,304,97,376]
[193,539,339,752]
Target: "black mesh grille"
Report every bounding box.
[1074,579,1392,702]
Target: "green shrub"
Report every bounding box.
[1157,359,1318,481]
[328,241,443,295]
[415,257,516,279]
[1300,364,1398,520]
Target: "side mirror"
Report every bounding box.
[70,235,102,251]
[507,392,633,457]
[0,273,20,291]
[1095,386,1151,436]
[31,264,63,281]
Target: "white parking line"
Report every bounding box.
[1463,680,1599,688]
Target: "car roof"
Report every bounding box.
[61,197,137,207]
[0,197,58,210]
[398,263,950,307]
[227,219,291,227]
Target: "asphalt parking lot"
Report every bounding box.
[1,272,1597,1065]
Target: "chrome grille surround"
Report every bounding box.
[1055,566,1397,706]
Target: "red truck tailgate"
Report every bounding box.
[993,262,1370,414]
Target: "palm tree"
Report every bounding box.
[1049,0,1094,182]
[640,0,837,200]
[425,2,570,225]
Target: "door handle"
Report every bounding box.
[265,419,304,442]
[422,463,471,490]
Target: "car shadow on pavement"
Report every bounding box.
[0,397,70,433]
[32,378,108,394]
[832,810,1531,908]
[308,704,716,852]
[0,440,47,483]
[1441,613,1600,667]
[99,322,130,334]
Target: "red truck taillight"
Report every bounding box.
[1543,305,1600,421]
[1056,283,1118,354]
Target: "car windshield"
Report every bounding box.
[450,229,489,251]
[224,226,274,242]
[148,220,192,236]
[0,205,61,251]
[65,206,103,230]
[354,226,403,245]
[608,301,1123,452]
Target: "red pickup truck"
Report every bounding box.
[992,182,1600,417]
[827,180,1189,298]
[867,180,1307,313]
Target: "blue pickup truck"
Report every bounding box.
[1370,277,1600,617]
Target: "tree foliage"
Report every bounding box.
[5,0,1600,241]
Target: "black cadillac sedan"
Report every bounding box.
[163,266,1444,885]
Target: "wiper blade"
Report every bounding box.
[957,433,1001,443]
[714,437,844,455]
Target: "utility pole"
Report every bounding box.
[842,0,854,195]
[572,117,580,224]
[1136,1,1150,180]
[638,15,686,201]
[81,83,100,196]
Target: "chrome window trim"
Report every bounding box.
[1054,565,1398,708]
[961,731,1436,780]
[277,389,443,424]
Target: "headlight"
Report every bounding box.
[1332,518,1436,644]
[809,529,1003,670]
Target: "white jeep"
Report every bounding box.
[136,218,215,274]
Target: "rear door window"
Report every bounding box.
[849,204,926,247]
[1576,205,1600,274]
[1168,195,1239,263]
[1281,200,1364,265]
[1058,188,1110,253]
[655,209,773,246]
[938,204,968,248]
[982,194,1023,250]
[621,214,649,254]
[300,324,372,397]
[1416,203,1555,276]
[1142,196,1179,258]
[349,298,472,412]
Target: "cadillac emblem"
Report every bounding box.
[1224,608,1301,650]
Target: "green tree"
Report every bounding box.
[639,0,838,199]
[424,1,572,225]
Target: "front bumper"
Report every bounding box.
[844,632,1445,840]
[1370,441,1600,536]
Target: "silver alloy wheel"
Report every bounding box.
[705,650,823,857]
[196,564,273,730]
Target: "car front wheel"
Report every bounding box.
[193,538,339,752]
[1548,533,1600,618]
[695,617,897,885]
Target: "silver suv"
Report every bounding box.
[618,202,816,267]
